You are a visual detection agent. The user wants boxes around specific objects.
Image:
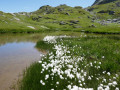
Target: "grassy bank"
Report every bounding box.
[20,35,120,90]
[83,25,120,34]
[0,24,120,34]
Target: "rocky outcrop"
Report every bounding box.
[92,0,116,5]
[116,2,120,7]
[97,18,120,25]
[69,20,79,24]
[97,10,115,15]
[32,16,42,21]
[59,21,66,25]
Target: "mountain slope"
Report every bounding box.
[0,4,120,34]
[92,0,117,5]
[88,0,120,19]
[0,11,45,33]
[0,5,95,32]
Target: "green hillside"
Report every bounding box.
[0,2,120,34]
[88,0,120,19]
[31,5,94,31]
[0,5,95,33]
[92,0,117,5]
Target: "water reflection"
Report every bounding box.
[0,33,45,90]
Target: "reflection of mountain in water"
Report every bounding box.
[0,34,43,90]
[0,33,45,47]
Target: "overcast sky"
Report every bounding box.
[0,0,95,13]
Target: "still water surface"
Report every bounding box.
[0,33,44,89]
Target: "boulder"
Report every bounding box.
[65,12,70,15]
[70,20,79,24]
[98,10,107,13]
[39,5,51,10]
[87,16,91,18]
[109,11,115,15]
[59,21,66,25]
[38,16,42,18]
[69,23,74,25]
[101,23,107,25]
[91,20,95,22]
[32,17,38,21]
[117,18,120,21]
[117,21,120,23]
[70,11,73,13]
[106,21,111,23]
[116,2,120,7]
[52,21,59,23]
[26,15,30,17]
[46,10,54,14]
[32,16,42,21]
[88,7,96,11]
[107,19,112,21]
[97,10,115,15]
[112,19,118,22]
[89,24,97,27]
[102,20,106,22]
[43,13,46,15]
[92,18,96,20]
[73,26,82,28]
[45,17,51,19]
[58,8,64,12]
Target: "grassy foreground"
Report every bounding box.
[20,35,120,90]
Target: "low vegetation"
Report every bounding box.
[20,35,120,90]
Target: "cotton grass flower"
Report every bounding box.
[39,35,119,89]
[40,80,45,85]
[112,81,117,86]
[107,72,111,76]
[38,60,42,63]
[115,87,119,90]
[98,86,103,90]
[45,75,49,80]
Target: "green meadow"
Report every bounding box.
[20,34,120,90]
[0,3,120,34]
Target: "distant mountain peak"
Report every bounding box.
[92,0,117,5]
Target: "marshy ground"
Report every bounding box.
[20,32,120,90]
